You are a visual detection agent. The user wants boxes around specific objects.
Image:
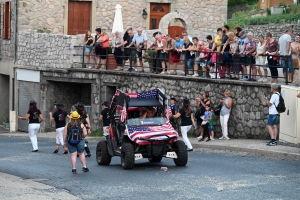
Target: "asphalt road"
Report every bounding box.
[0,136,300,200]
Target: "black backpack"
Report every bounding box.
[274,92,286,113]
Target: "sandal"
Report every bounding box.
[95,65,100,69]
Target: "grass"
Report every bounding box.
[89,129,103,137]
[227,4,300,28]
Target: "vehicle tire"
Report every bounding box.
[148,156,163,162]
[96,140,111,165]
[173,140,188,166]
[121,143,135,169]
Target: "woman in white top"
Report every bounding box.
[254,35,267,82]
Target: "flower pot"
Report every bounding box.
[107,54,117,70]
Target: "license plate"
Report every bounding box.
[166,152,178,159]
[134,153,143,160]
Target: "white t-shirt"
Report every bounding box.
[279,33,292,55]
[269,92,280,115]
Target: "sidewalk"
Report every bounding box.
[0,172,80,200]
[1,131,299,160]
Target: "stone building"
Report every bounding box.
[0,0,228,130]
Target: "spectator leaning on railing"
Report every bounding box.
[279,28,294,83]
[254,35,268,82]
[265,32,279,83]
[244,32,256,81]
[238,30,249,81]
[132,27,148,72]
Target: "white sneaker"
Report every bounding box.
[257,78,263,82]
[224,136,230,140]
[219,136,224,140]
[88,66,92,69]
[263,78,268,82]
[204,137,208,141]
[210,137,215,141]
[192,73,199,77]
[197,136,202,141]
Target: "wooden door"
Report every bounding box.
[68,1,91,35]
[168,26,185,38]
[150,3,169,30]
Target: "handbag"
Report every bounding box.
[95,42,103,49]
[214,104,222,116]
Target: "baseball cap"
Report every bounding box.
[55,102,64,107]
[29,100,36,106]
[199,41,205,46]
[70,111,80,119]
[239,30,245,36]
[102,101,110,106]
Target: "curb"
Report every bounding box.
[192,143,300,160]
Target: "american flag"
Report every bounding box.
[128,89,158,99]
[120,102,127,122]
[126,121,178,145]
[166,106,172,120]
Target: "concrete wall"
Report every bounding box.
[37,69,272,139]
[0,74,10,124]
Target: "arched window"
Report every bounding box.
[152,6,164,12]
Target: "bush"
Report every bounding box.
[144,50,156,63]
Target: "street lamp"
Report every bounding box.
[142,9,148,19]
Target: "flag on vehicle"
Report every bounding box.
[120,101,127,122]
[126,121,178,145]
[127,89,158,99]
[166,106,172,120]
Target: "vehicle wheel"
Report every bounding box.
[121,143,135,169]
[173,140,188,166]
[96,140,111,165]
[148,156,163,162]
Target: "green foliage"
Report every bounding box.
[89,129,103,137]
[2,117,9,123]
[143,50,156,63]
[228,0,258,8]
[37,27,51,33]
[279,2,287,8]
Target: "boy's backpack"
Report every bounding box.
[68,123,82,145]
[274,92,286,113]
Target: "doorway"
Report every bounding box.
[68,1,91,35]
[149,3,170,30]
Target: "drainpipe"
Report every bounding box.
[14,0,18,64]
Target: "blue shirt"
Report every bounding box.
[204,111,211,123]
[238,36,249,56]
[174,39,184,49]
[170,105,178,115]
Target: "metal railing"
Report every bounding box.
[74,45,296,85]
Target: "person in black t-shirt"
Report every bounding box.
[99,101,110,135]
[221,25,231,78]
[75,102,92,157]
[173,98,196,151]
[49,102,69,154]
[18,100,44,152]
[169,97,179,131]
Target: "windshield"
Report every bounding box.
[127,117,168,126]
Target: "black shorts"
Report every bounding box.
[122,48,137,62]
[97,48,107,59]
[240,56,247,65]
[136,50,143,59]
[159,52,169,62]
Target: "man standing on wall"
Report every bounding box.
[222,25,230,78]
[122,29,137,71]
[238,31,249,81]
[132,27,147,72]
[291,34,300,84]
[279,29,294,83]
[264,84,280,146]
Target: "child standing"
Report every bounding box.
[209,108,215,140]
[200,105,211,142]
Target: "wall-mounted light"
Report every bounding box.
[142,9,148,19]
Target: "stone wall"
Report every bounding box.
[243,24,300,40]
[0,0,16,62]
[38,69,272,139]
[18,0,64,33]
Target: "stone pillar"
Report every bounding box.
[91,82,100,131]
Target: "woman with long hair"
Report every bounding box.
[18,100,44,152]
[84,30,96,69]
[63,111,88,174]
[49,102,69,154]
[113,31,123,70]
[173,98,196,151]
[218,89,233,140]
[95,29,110,69]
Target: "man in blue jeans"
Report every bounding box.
[279,29,294,83]
[264,84,280,146]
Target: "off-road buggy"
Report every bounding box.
[96,89,188,169]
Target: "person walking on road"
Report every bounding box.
[18,100,44,152]
[99,101,110,135]
[49,102,69,154]
[63,111,89,174]
[75,102,92,157]
[219,90,232,140]
[264,84,280,146]
[173,98,196,151]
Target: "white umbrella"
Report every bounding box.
[112,4,124,34]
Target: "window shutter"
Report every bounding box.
[3,3,5,38]
[8,1,11,39]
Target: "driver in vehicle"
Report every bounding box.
[141,107,155,119]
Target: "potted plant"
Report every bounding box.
[2,117,9,128]
[107,42,117,70]
[144,50,156,73]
